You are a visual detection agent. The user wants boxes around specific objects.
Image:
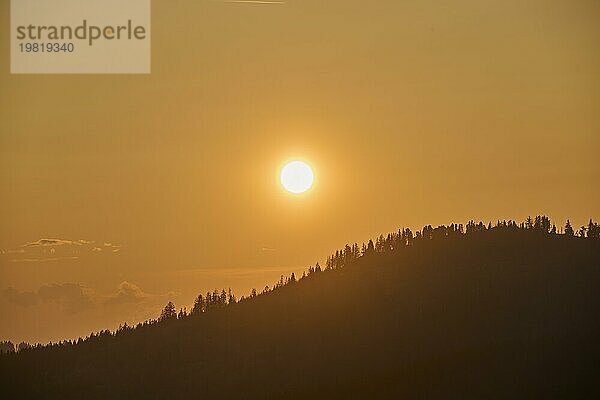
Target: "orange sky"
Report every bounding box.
[1,0,599,344]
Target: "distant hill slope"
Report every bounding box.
[2,230,599,399]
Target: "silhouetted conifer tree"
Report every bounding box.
[587,219,600,238]
[192,294,204,314]
[366,239,375,255]
[160,301,177,321]
[565,220,575,236]
[0,341,15,354]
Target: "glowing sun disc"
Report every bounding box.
[280,161,314,194]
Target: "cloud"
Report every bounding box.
[3,283,94,313]
[105,281,150,305]
[4,281,174,315]
[3,287,39,307]
[1,238,121,263]
[37,283,95,313]
[0,249,25,255]
[22,239,92,247]
[9,257,79,263]
[261,247,276,252]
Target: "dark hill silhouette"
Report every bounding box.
[1,220,600,399]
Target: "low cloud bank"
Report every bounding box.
[3,281,172,314]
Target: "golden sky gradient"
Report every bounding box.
[1,0,599,343]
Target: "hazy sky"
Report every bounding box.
[1,0,599,344]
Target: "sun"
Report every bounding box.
[280,161,314,194]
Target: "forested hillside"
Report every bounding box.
[1,218,599,399]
